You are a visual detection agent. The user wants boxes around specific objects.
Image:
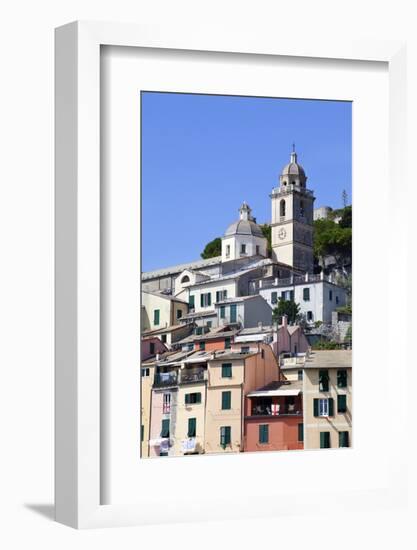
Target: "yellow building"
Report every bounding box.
[204,344,279,454]
[282,350,352,450]
[141,290,189,333]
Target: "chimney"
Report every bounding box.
[156,353,160,361]
[281,314,288,329]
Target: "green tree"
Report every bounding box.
[260,224,272,257]
[339,205,352,228]
[200,237,221,259]
[272,299,301,325]
[313,217,352,268]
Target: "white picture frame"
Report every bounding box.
[55,21,408,529]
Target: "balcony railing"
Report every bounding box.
[250,407,302,417]
[180,370,205,384]
[153,373,178,387]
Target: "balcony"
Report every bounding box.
[248,396,303,417]
[250,406,302,417]
[153,372,178,387]
[180,369,206,384]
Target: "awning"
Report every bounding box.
[247,389,301,398]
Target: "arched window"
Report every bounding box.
[280,199,286,217]
[181,275,190,283]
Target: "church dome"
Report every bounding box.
[225,219,264,237]
[224,202,264,237]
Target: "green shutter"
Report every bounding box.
[319,370,329,392]
[220,426,231,448]
[185,394,190,405]
[199,341,205,351]
[337,369,347,388]
[188,417,196,437]
[216,291,220,302]
[222,363,232,378]
[196,392,201,404]
[189,295,195,308]
[328,398,334,416]
[320,431,330,449]
[141,424,144,442]
[271,292,277,304]
[220,306,226,319]
[339,431,349,447]
[161,419,170,438]
[230,304,237,322]
[313,398,319,417]
[259,424,269,444]
[154,309,160,325]
[337,394,347,413]
[222,391,231,410]
[298,423,304,442]
[207,293,211,306]
[200,294,204,307]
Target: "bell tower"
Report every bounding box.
[270,147,315,272]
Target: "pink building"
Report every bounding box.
[141,337,168,361]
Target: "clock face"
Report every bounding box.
[278,228,287,240]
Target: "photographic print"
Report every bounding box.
[140,92,352,458]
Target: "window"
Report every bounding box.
[256,245,260,255]
[280,199,286,217]
[290,290,294,301]
[185,392,202,405]
[337,394,347,413]
[199,341,206,351]
[220,426,231,448]
[319,369,329,392]
[230,304,237,323]
[224,337,231,349]
[141,367,150,377]
[149,342,155,355]
[271,291,278,305]
[161,334,167,344]
[297,370,303,381]
[216,290,227,302]
[336,295,340,305]
[220,305,226,319]
[163,393,171,414]
[337,369,347,388]
[161,419,170,438]
[176,309,183,320]
[259,424,269,444]
[189,295,195,309]
[221,391,231,410]
[141,425,144,442]
[226,244,230,257]
[329,290,333,301]
[195,327,203,335]
[303,287,310,301]
[339,431,349,448]
[313,398,334,417]
[307,311,313,321]
[241,346,250,353]
[181,275,190,283]
[222,363,232,378]
[188,417,196,437]
[241,244,247,254]
[206,321,212,328]
[280,291,286,300]
[200,293,212,307]
[159,452,168,457]
[261,349,265,359]
[187,343,194,351]
[320,431,331,449]
[153,309,160,325]
[298,423,304,442]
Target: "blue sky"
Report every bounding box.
[141,92,351,272]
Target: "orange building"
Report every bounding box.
[244,381,304,452]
